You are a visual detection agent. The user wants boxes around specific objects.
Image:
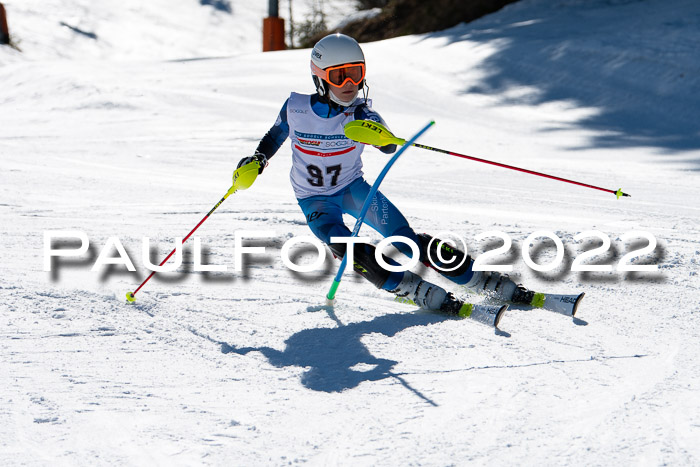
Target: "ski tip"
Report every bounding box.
[571,292,585,317]
[494,305,508,328]
[126,291,135,303]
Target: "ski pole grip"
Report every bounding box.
[344,120,406,147]
[231,160,261,192]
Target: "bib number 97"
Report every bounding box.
[307,164,342,187]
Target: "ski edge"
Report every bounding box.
[394,296,507,328]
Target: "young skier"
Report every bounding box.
[238,33,537,317]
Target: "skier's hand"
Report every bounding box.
[375,144,397,154]
[237,152,268,174]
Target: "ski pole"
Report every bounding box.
[325,120,435,306]
[125,160,261,302]
[344,120,630,199]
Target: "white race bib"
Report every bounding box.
[287,92,368,199]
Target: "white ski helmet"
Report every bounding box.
[310,33,366,106]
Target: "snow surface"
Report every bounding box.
[2,0,700,465]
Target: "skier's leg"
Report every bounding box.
[298,193,403,290]
[300,183,443,305]
[340,179,481,284]
[331,179,533,307]
[334,181,464,311]
[416,233,475,284]
[341,178,421,258]
[419,232,536,303]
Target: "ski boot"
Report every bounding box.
[390,271,506,327]
[464,271,545,308]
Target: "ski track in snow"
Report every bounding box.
[2,0,700,464]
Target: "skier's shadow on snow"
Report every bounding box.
[220,310,461,405]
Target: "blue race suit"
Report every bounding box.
[256,93,473,290]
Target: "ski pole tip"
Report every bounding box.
[126,291,135,303]
[324,296,335,307]
[615,188,630,199]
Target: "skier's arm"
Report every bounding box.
[256,100,290,161]
[237,100,290,174]
[355,104,397,154]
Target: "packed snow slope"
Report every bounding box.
[2,0,700,465]
[0,0,356,61]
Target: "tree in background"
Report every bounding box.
[297,0,520,47]
[290,0,328,49]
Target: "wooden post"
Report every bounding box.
[0,3,10,45]
[263,0,285,52]
[263,17,285,52]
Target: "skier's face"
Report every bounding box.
[329,80,358,104]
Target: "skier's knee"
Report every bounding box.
[328,241,397,289]
[388,226,420,258]
[418,233,474,284]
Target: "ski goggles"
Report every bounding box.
[311,62,365,88]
